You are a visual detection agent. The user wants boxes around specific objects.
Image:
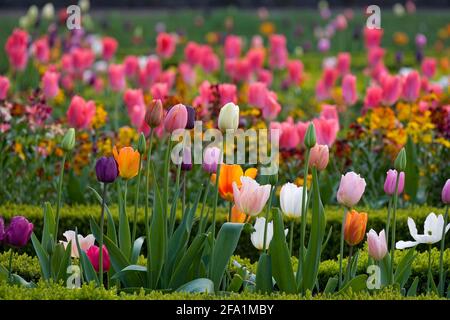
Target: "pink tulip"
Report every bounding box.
[164,103,187,133]
[159,69,176,89]
[184,41,201,65]
[296,121,310,145]
[442,179,450,204]
[61,75,74,91]
[364,27,383,48]
[313,118,338,147]
[370,63,388,83]
[246,48,265,71]
[218,83,237,106]
[384,169,405,195]
[364,85,383,110]
[320,104,339,124]
[5,29,29,71]
[151,82,168,101]
[402,71,421,102]
[61,54,74,73]
[342,74,357,106]
[309,144,329,170]
[271,120,300,150]
[123,55,139,78]
[72,48,94,71]
[224,35,242,59]
[261,91,281,120]
[102,36,118,61]
[42,71,60,99]
[200,48,219,73]
[156,32,176,59]
[337,171,366,207]
[421,58,436,79]
[248,82,267,108]
[269,34,288,69]
[381,75,402,105]
[286,60,304,85]
[129,104,146,128]
[257,69,273,86]
[415,34,427,48]
[66,95,96,129]
[86,245,110,273]
[367,47,385,67]
[33,37,50,63]
[336,52,351,76]
[315,80,330,101]
[232,176,271,216]
[123,89,144,112]
[179,62,196,85]
[144,57,162,84]
[367,229,388,261]
[108,64,125,92]
[0,76,10,100]
[322,68,337,90]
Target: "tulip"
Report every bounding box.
[211,164,257,201]
[402,71,421,102]
[367,229,388,261]
[286,60,303,85]
[218,102,239,131]
[342,74,357,106]
[145,99,164,128]
[421,57,436,79]
[108,64,126,92]
[150,82,168,101]
[42,3,55,20]
[344,210,368,246]
[60,230,95,258]
[251,217,287,251]
[164,104,188,133]
[42,71,60,99]
[280,182,305,219]
[123,55,139,78]
[86,245,111,273]
[4,216,33,248]
[442,179,450,204]
[102,36,118,61]
[381,75,402,106]
[33,37,50,63]
[185,105,196,130]
[0,76,10,100]
[180,147,192,171]
[95,156,118,184]
[224,35,242,59]
[156,32,176,59]
[396,213,450,249]
[202,146,221,174]
[113,146,140,180]
[384,169,405,195]
[309,144,329,171]
[337,172,366,208]
[232,176,271,217]
[66,95,96,130]
[218,84,237,106]
[270,120,300,151]
[5,29,29,71]
[61,128,76,151]
[229,205,247,223]
[313,118,337,147]
[364,27,383,48]
[336,52,351,75]
[364,86,383,110]
[269,34,288,69]
[394,147,407,172]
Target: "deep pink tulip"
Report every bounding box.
[364,27,383,48]
[337,171,366,207]
[269,34,288,69]
[320,104,339,123]
[164,104,188,133]
[151,82,169,101]
[442,179,450,204]
[156,32,176,59]
[367,229,388,261]
[200,47,219,73]
[342,74,357,106]
[123,55,139,78]
[224,35,242,59]
[128,104,146,128]
[367,47,385,67]
[261,91,281,120]
[66,95,96,129]
[184,41,201,65]
[108,64,125,92]
[5,29,29,71]
[381,75,402,105]
[102,36,118,61]
[309,144,329,170]
[384,169,405,195]
[0,76,10,100]
[336,52,351,76]
[286,60,304,85]
[313,117,338,147]
[42,71,60,99]
[421,57,436,79]
[144,57,162,84]
[315,79,330,101]
[248,82,267,108]
[33,37,50,64]
[246,48,265,71]
[257,69,273,86]
[402,71,421,102]
[218,83,237,106]
[72,48,94,71]
[123,89,144,112]
[364,85,383,109]
[232,176,271,217]
[86,245,110,273]
[271,119,300,150]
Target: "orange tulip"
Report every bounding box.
[344,210,368,246]
[113,146,140,180]
[210,164,257,201]
[229,205,247,223]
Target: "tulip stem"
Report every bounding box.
[427,244,432,293]
[262,185,275,254]
[228,201,232,223]
[389,173,401,285]
[345,245,354,285]
[209,151,222,278]
[289,220,295,256]
[338,207,348,289]
[163,138,172,218]
[132,154,143,243]
[438,205,448,296]
[298,147,310,287]
[99,182,107,287]
[385,197,393,244]
[8,249,13,284]
[55,153,67,245]
[199,178,210,234]
[182,171,186,216]
[144,128,154,290]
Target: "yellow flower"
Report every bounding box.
[97,137,113,156]
[14,142,25,161]
[117,126,138,149]
[393,32,409,46]
[92,104,108,129]
[295,174,312,189]
[260,22,275,35]
[113,146,140,180]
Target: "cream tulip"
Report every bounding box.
[280,182,305,219]
[218,102,239,131]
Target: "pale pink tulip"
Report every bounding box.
[232,176,271,216]
[337,171,366,207]
[309,144,329,170]
[60,230,95,258]
[367,229,388,261]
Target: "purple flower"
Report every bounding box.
[4,216,33,248]
[185,105,196,130]
[384,169,405,196]
[202,147,221,174]
[442,179,450,204]
[181,147,192,171]
[95,156,118,183]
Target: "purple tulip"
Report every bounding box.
[4,216,33,248]
[185,105,196,130]
[95,156,118,183]
[0,217,5,243]
[202,147,221,174]
[384,169,405,195]
[442,179,450,204]
[181,147,192,171]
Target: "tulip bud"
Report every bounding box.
[344,210,368,246]
[164,104,188,133]
[304,122,316,149]
[145,99,164,128]
[394,147,406,171]
[61,128,75,151]
[309,144,329,170]
[185,105,196,129]
[442,179,450,204]
[367,229,387,261]
[137,133,146,154]
[384,169,405,195]
[86,245,110,273]
[218,102,239,131]
[95,156,118,184]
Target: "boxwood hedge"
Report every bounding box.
[0,204,447,261]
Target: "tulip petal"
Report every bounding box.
[396,240,418,249]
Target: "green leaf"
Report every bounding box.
[176,278,214,294]
[407,277,419,297]
[228,274,244,293]
[117,182,132,259]
[130,236,145,265]
[111,265,147,284]
[88,186,118,245]
[404,137,419,202]
[269,208,297,294]
[337,274,368,294]
[255,253,273,293]
[302,168,326,293]
[324,276,338,294]
[31,233,50,280]
[394,248,416,288]
[0,265,36,288]
[210,222,245,291]
[321,226,333,252]
[41,202,56,252]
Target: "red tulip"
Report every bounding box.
[86,245,110,273]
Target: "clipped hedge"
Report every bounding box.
[0,204,448,261]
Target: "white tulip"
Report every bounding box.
[27,5,39,23]
[60,230,95,258]
[396,212,450,249]
[280,182,305,219]
[19,16,30,29]
[218,102,239,131]
[79,0,90,12]
[42,3,55,20]
[251,217,288,251]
